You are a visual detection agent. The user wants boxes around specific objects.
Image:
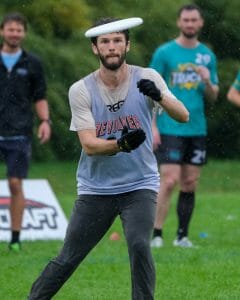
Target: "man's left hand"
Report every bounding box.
[38,121,51,144]
[196,66,211,84]
[137,79,162,102]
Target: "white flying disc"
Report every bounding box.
[85,17,143,38]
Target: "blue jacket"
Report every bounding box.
[0,49,46,136]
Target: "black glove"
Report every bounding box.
[137,79,162,102]
[117,126,146,152]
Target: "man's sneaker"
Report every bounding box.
[173,237,193,248]
[9,242,21,252]
[150,236,163,248]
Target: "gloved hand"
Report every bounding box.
[137,79,162,102]
[117,126,146,152]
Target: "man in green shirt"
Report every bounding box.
[150,4,219,248]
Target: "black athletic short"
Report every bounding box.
[0,137,32,178]
[154,134,207,166]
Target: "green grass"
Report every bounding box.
[0,159,240,299]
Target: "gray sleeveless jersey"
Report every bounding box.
[76,66,160,195]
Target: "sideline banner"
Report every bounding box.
[0,179,68,241]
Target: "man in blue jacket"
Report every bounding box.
[0,12,51,251]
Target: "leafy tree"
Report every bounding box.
[0,0,240,159]
[1,0,91,38]
[193,0,240,158]
[195,0,240,59]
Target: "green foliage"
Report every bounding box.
[1,0,91,39]
[0,0,34,7]
[195,0,240,158]
[0,0,240,160]
[206,59,240,159]
[195,0,240,59]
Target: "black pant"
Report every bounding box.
[28,189,157,300]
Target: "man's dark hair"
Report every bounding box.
[0,12,27,31]
[177,4,203,18]
[90,17,130,45]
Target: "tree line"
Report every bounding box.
[0,0,239,160]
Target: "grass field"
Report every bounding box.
[0,159,240,300]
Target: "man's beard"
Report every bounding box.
[4,39,21,49]
[181,30,199,39]
[99,51,127,71]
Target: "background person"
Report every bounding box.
[28,17,188,300]
[227,70,240,106]
[0,12,51,251]
[150,4,219,248]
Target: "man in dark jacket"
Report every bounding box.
[0,12,51,251]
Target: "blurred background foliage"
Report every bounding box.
[0,0,239,160]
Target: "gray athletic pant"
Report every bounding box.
[28,189,157,300]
